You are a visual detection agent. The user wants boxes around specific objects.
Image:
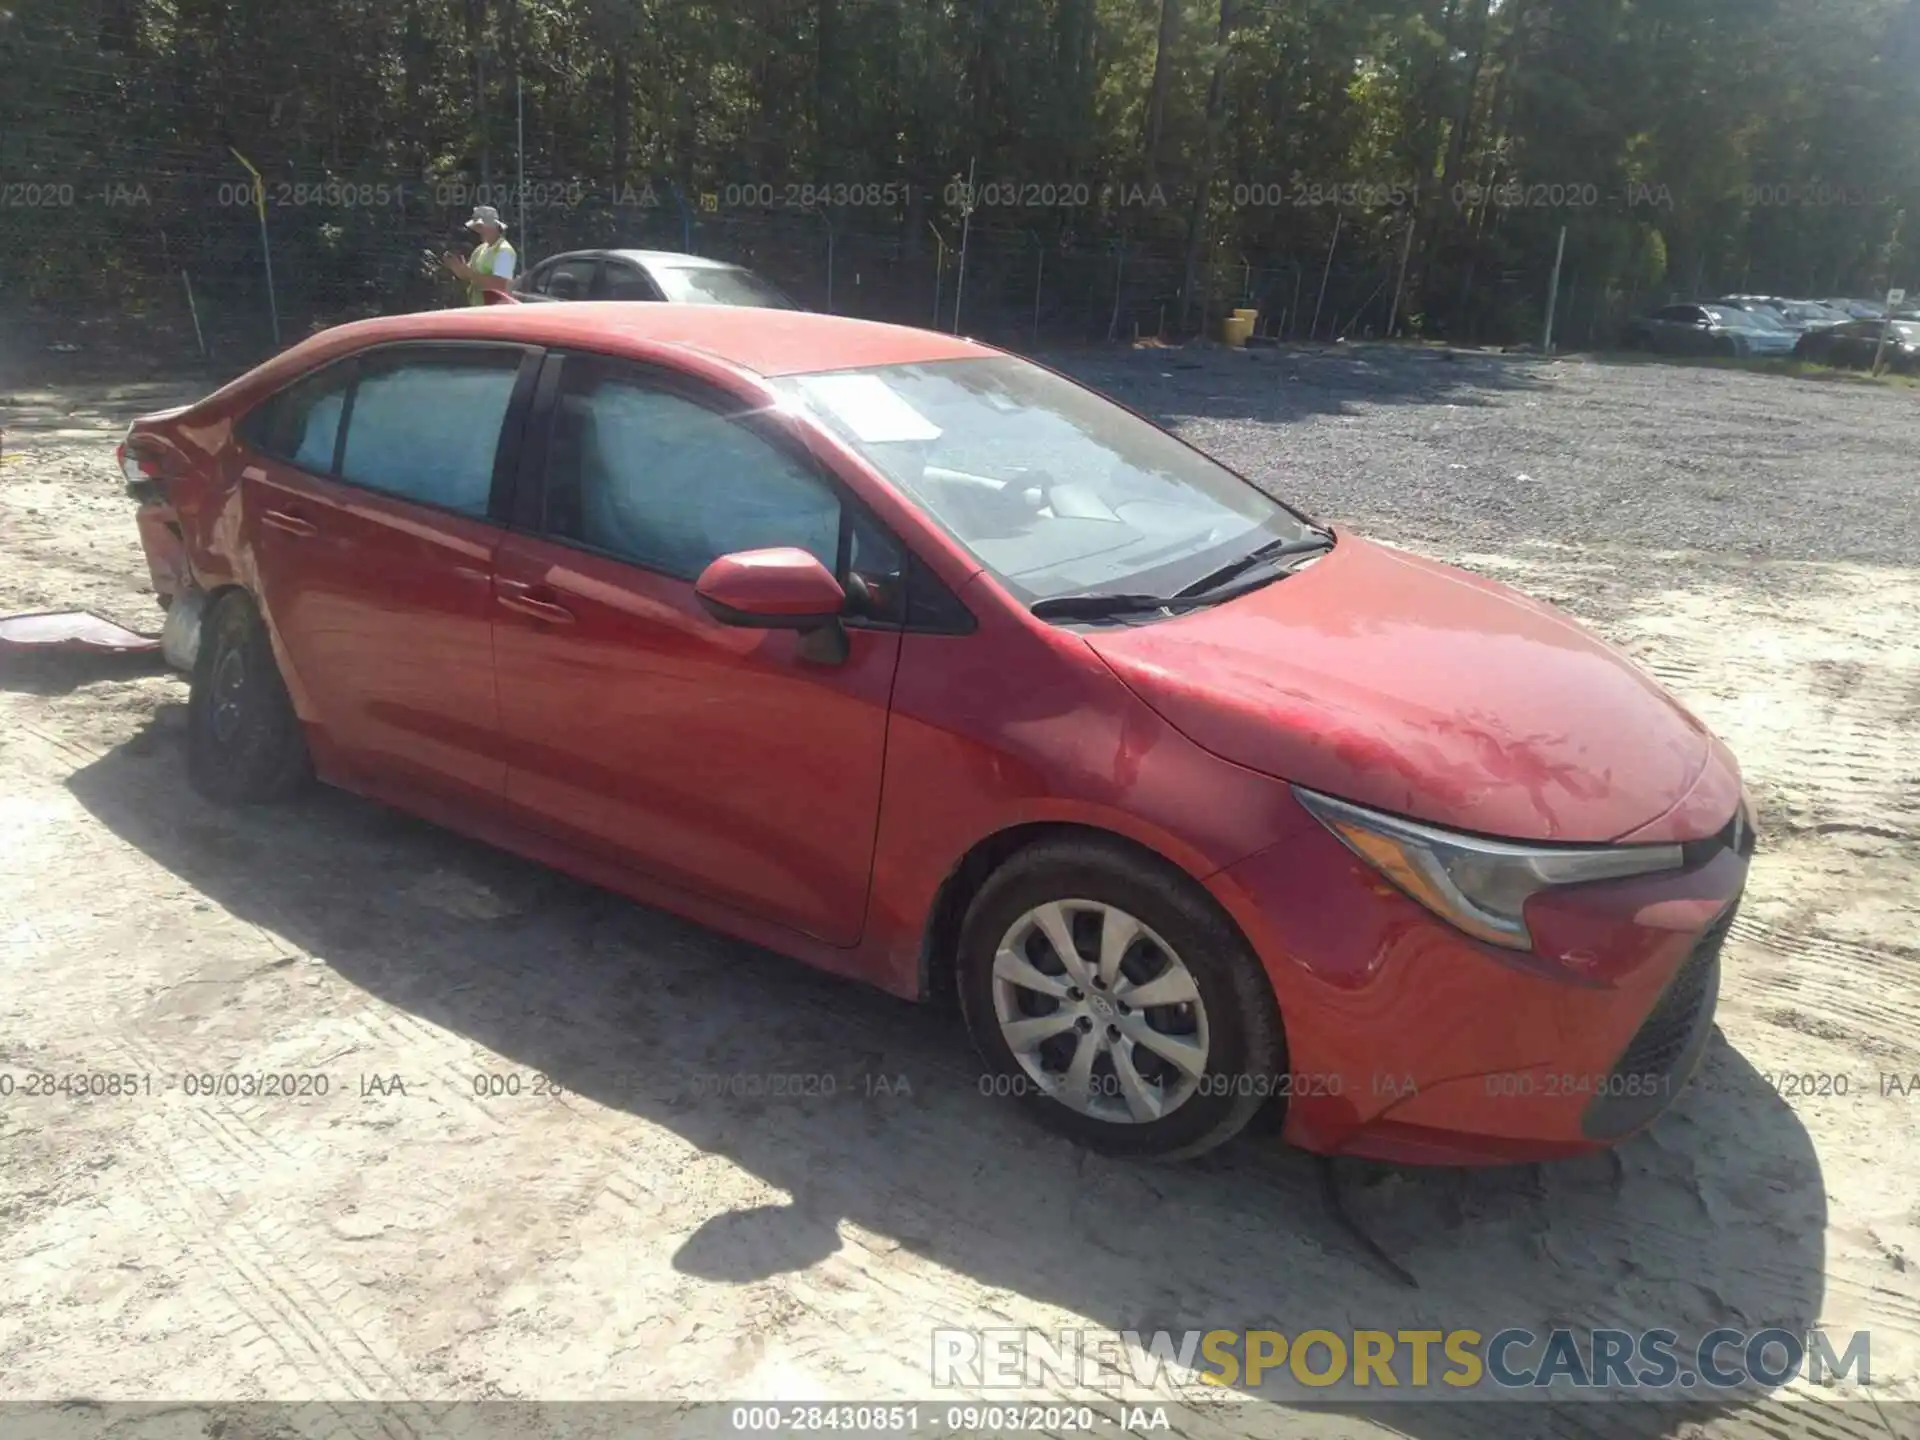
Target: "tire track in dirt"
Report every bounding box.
[1607,578,1919,845]
[79,1024,423,1405]
[1727,915,1920,1061]
[122,1122,406,1402]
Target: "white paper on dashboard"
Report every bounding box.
[795,374,944,443]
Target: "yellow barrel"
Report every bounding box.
[1218,312,1257,347]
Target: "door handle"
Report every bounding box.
[495,581,575,625]
[262,509,317,538]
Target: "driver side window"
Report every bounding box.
[539,357,905,619]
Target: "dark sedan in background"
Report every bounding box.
[1792,317,1920,373]
[514,249,802,309]
[1624,303,1799,357]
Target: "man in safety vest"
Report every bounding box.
[436,204,517,305]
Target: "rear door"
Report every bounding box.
[601,260,666,302]
[1646,306,1685,351]
[240,342,539,806]
[1838,321,1878,367]
[1666,306,1709,353]
[489,351,907,945]
[544,255,601,301]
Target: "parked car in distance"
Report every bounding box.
[117,302,1753,1167]
[1819,297,1888,320]
[513,249,801,309]
[1624,302,1798,357]
[1793,317,1920,373]
[1713,296,1848,333]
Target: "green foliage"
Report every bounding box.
[1,0,1915,342]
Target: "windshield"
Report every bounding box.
[773,356,1315,604]
[651,264,798,308]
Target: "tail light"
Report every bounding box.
[118,442,150,484]
[118,436,169,502]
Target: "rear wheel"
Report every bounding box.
[187,590,311,804]
[1712,336,1739,358]
[957,837,1283,1160]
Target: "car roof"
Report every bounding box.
[538,249,748,272]
[262,303,997,380]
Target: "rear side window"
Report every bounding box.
[240,366,353,473]
[603,264,659,301]
[544,257,599,301]
[338,350,523,517]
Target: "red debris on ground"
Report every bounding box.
[0,611,160,653]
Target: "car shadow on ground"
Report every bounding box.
[1045,343,1550,428]
[0,647,169,696]
[64,706,1830,1440]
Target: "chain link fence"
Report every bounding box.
[5,175,1630,369]
[0,40,1798,375]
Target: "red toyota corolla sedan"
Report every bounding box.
[118,304,1753,1165]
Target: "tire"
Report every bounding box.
[187,589,311,805]
[956,836,1283,1160]
[1712,336,1738,358]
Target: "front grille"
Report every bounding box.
[1582,902,1735,1141]
[1681,801,1758,870]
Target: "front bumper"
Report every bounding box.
[1206,806,1749,1165]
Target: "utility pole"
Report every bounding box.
[1387,218,1415,338]
[1310,212,1342,341]
[228,148,279,348]
[952,158,977,334]
[516,75,527,251]
[1543,225,1568,353]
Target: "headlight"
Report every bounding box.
[1292,787,1684,951]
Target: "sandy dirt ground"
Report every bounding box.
[0,352,1916,1440]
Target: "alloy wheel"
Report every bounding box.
[990,900,1211,1124]
[211,642,247,744]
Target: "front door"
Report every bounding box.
[490,353,907,946]
[241,343,537,806]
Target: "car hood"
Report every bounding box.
[1084,535,1714,843]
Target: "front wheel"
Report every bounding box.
[957,837,1284,1160]
[187,590,312,804]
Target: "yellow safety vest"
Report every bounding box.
[467,238,515,305]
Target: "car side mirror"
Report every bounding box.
[695,548,850,662]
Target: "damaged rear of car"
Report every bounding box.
[116,333,343,676]
[118,403,207,671]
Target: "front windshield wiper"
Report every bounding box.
[1174,531,1335,599]
[1029,529,1336,623]
[1029,592,1190,621]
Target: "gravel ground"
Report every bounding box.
[1061,345,1920,568]
[0,346,1917,1440]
